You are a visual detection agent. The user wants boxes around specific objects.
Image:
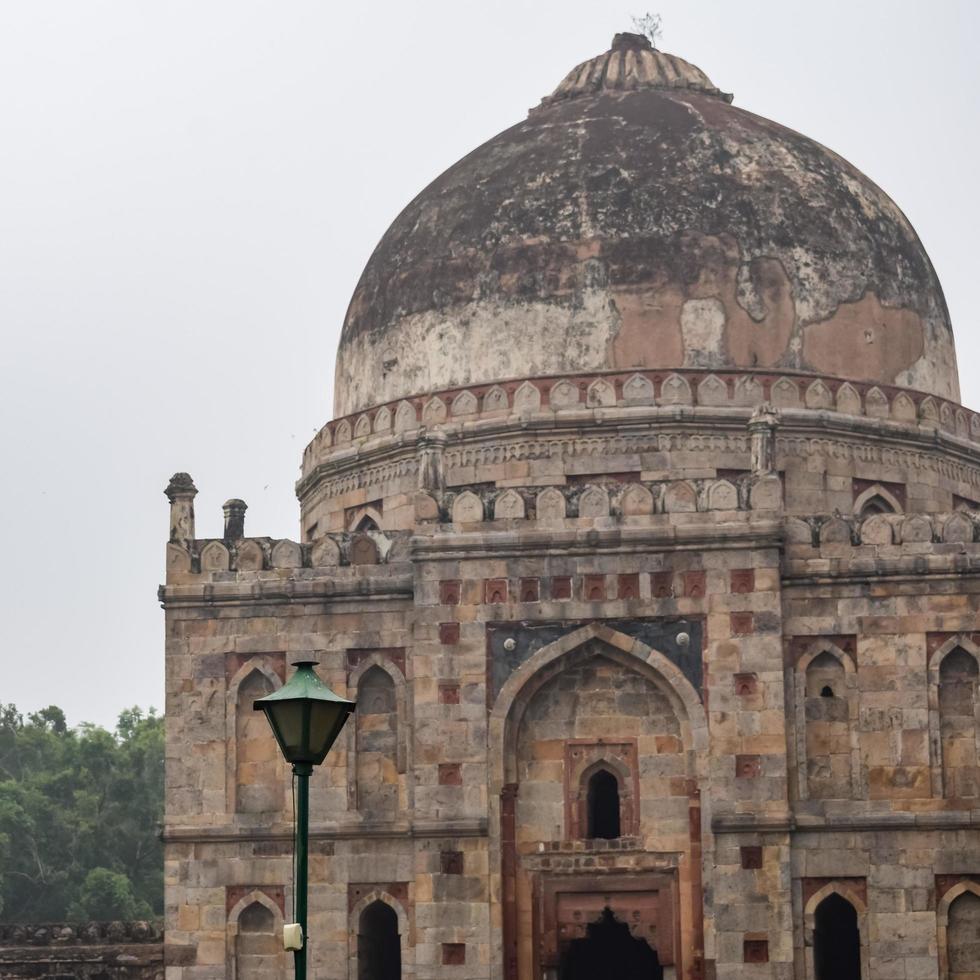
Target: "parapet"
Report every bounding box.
[785,510,980,580]
[0,920,162,980]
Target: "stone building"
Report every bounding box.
[161,32,980,980]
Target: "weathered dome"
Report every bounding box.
[334,33,957,416]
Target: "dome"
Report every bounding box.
[334,33,957,417]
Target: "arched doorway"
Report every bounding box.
[813,893,861,980]
[357,900,401,980]
[559,908,662,980]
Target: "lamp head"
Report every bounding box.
[254,660,356,766]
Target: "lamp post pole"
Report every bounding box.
[253,659,356,980]
[294,761,312,980]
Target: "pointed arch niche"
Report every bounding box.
[226,660,285,816]
[802,882,867,980]
[853,483,903,518]
[929,637,980,799]
[347,654,408,816]
[348,889,413,980]
[939,880,980,980]
[226,891,285,980]
[792,642,860,801]
[488,623,709,980]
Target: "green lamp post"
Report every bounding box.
[254,660,356,980]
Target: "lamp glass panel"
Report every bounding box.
[268,701,305,760]
[308,701,348,762]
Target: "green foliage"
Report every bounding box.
[67,868,151,921]
[0,705,163,922]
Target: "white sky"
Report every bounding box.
[1,1,978,729]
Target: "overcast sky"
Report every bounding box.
[1,1,978,729]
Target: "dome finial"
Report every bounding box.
[611,32,654,52]
[539,32,732,108]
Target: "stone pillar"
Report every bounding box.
[748,404,779,474]
[417,431,446,492]
[165,473,197,546]
[223,498,247,540]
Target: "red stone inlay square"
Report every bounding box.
[741,846,763,869]
[730,569,755,594]
[583,574,606,601]
[551,576,572,599]
[734,672,758,696]
[735,754,761,779]
[519,578,540,602]
[442,943,466,965]
[440,850,464,875]
[484,578,508,604]
[618,573,639,600]
[438,622,460,645]
[651,571,674,598]
[730,612,754,636]
[439,682,460,705]
[439,580,461,605]
[743,939,769,963]
[438,763,462,786]
[683,570,706,598]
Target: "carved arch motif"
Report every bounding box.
[853,483,903,517]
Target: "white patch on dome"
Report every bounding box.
[681,299,726,367]
[334,293,615,417]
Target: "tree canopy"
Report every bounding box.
[0,705,163,922]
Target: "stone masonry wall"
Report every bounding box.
[163,394,980,980]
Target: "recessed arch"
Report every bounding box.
[792,642,860,801]
[488,622,709,980]
[225,661,284,815]
[347,654,409,814]
[928,637,980,798]
[489,622,708,793]
[802,882,868,980]
[348,890,413,980]
[936,879,980,980]
[226,891,285,980]
[853,483,903,517]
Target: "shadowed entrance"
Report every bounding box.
[814,893,861,980]
[559,907,663,980]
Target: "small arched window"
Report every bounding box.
[586,769,621,840]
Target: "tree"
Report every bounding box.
[631,12,663,48]
[68,868,151,921]
[0,705,163,922]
